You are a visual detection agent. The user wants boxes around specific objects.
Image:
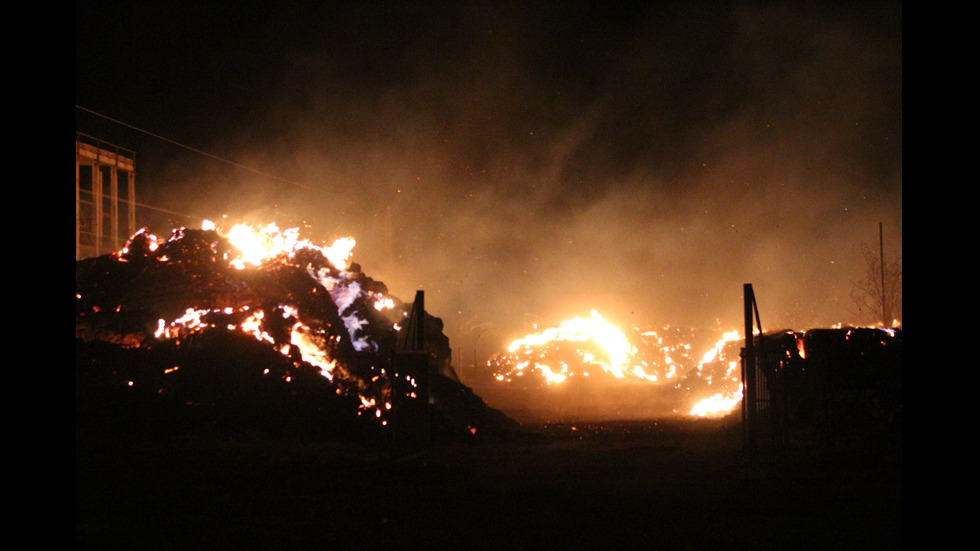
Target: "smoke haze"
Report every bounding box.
[76,1,902,356]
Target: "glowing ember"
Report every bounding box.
[77,219,530,440]
[96,222,410,423]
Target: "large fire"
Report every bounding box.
[489,313,746,418]
[210,221,748,422]
[496,310,658,384]
[216,221,357,271]
[80,221,756,427]
[78,219,901,436]
[80,221,411,426]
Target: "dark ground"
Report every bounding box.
[76,412,902,551]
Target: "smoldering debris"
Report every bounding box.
[76,226,521,443]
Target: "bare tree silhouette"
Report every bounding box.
[850,247,902,327]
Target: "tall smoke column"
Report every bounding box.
[75,2,902,358]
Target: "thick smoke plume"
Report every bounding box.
[76,2,902,360]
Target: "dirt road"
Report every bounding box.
[76,415,901,550]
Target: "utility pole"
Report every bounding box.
[879,222,889,325]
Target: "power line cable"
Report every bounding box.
[75,105,324,194]
[132,200,200,223]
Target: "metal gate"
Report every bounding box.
[740,284,902,461]
[740,284,795,461]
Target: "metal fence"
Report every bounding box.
[740,289,902,462]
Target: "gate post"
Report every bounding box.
[742,284,756,461]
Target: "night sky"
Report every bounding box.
[76,1,902,356]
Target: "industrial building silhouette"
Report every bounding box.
[76,132,136,260]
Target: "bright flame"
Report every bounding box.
[689,384,743,417]
[98,222,412,426]
[492,312,746,417]
[324,237,356,271]
[219,222,355,271]
[699,330,741,364]
[685,330,743,416]
[499,310,656,384]
[289,320,339,380]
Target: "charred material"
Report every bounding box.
[745,327,902,456]
[76,226,520,444]
[802,327,903,442]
